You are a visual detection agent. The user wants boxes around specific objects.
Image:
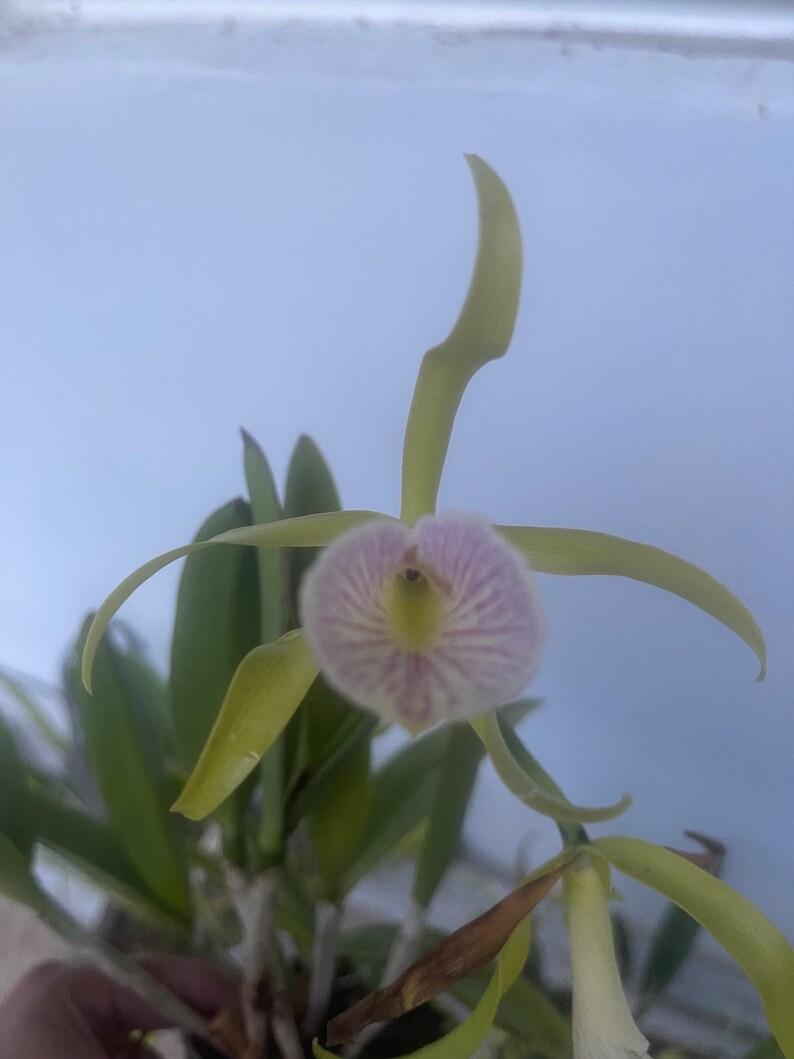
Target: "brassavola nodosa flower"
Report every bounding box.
[81,155,764,824]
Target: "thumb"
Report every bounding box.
[64,955,238,1043]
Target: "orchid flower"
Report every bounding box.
[81,155,765,825]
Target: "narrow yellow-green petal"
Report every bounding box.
[595,837,794,1057]
[497,525,766,679]
[82,510,390,692]
[314,911,532,1059]
[400,156,522,524]
[172,631,319,821]
[471,713,631,824]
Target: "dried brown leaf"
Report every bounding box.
[327,863,566,1046]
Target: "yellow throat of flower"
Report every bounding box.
[384,568,444,651]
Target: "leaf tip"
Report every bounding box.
[170,793,202,822]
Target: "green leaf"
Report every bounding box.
[82,509,391,692]
[170,499,260,771]
[339,727,451,894]
[67,619,190,917]
[400,155,522,523]
[337,701,530,893]
[472,713,631,824]
[639,903,702,1007]
[315,909,532,1059]
[284,435,342,618]
[286,691,377,830]
[311,737,371,898]
[595,837,794,1057]
[242,430,288,644]
[0,830,49,915]
[120,641,174,756]
[281,440,341,763]
[27,784,186,930]
[0,713,34,857]
[743,1038,786,1059]
[451,965,571,1058]
[413,723,482,909]
[242,433,290,867]
[173,631,319,821]
[497,525,766,679]
[0,667,68,754]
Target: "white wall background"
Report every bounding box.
[2,2,793,970]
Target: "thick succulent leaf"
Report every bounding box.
[82,510,391,692]
[287,696,378,830]
[339,727,452,894]
[170,499,260,771]
[595,837,794,1057]
[0,830,49,914]
[284,434,342,618]
[121,643,174,756]
[345,697,543,887]
[242,430,287,643]
[413,723,483,909]
[472,713,631,824]
[400,156,522,523]
[311,737,371,898]
[68,620,190,917]
[497,525,765,679]
[27,784,186,930]
[173,631,319,821]
[0,714,34,857]
[315,915,531,1059]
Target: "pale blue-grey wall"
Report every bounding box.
[1,12,792,943]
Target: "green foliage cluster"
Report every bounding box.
[0,433,780,1059]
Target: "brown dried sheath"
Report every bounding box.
[326,863,566,1046]
[666,831,726,874]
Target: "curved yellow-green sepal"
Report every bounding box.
[497,525,766,680]
[172,631,319,821]
[400,156,522,524]
[314,911,532,1059]
[471,713,631,824]
[595,837,794,1058]
[82,510,390,692]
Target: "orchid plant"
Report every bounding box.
[8,156,790,1059]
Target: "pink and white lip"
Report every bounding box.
[299,513,546,731]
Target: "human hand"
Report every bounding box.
[0,954,237,1058]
